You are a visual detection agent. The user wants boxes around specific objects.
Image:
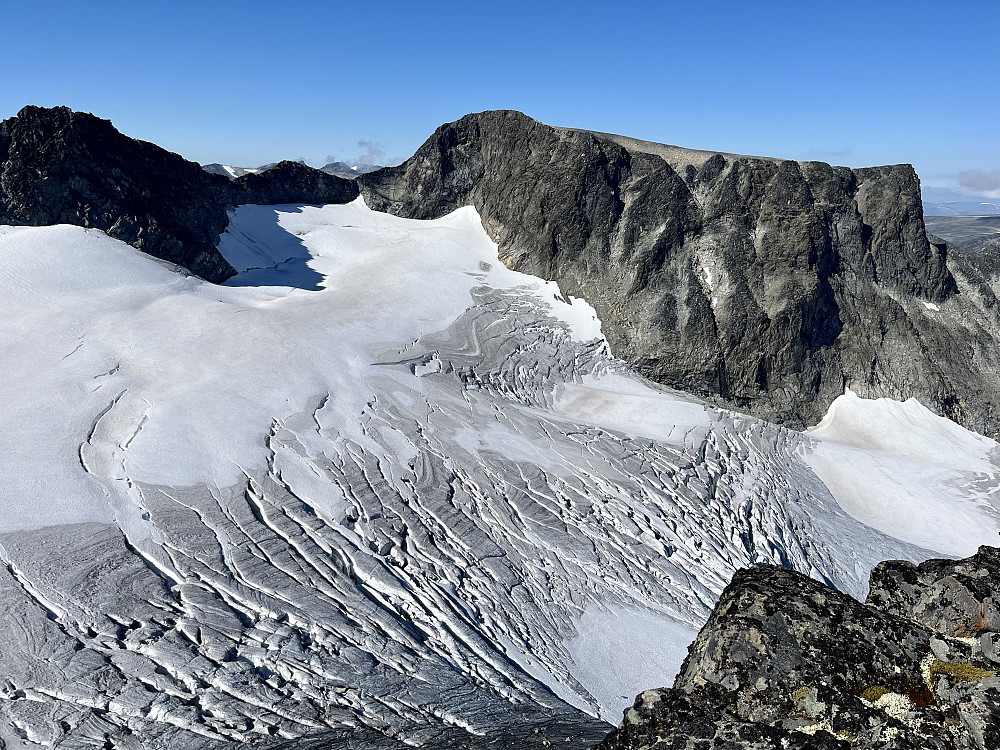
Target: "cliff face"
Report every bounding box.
[600,546,1000,750]
[0,106,359,283]
[359,110,1000,434]
[0,106,237,281]
[5,105,1000,434]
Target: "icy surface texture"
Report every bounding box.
[359,110,1000,438]
[0,202,996,748]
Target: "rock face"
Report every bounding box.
[234,160,359,205]
[599,546,1000,749]
[0,106,236,281]
[6,105,1000,434]
[867,545,1000,638]
[0,106,358,282]
[358,110,1000,435]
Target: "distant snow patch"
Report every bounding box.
[567,605,697,723]
[804,389,1000,556]
[553,372,709,444]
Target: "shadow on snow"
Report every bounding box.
[220,205,325,291]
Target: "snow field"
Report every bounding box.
[0,202,996,744]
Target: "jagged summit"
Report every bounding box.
[358,109,1000,436]
[0,106,358,282]
[0,105,237,281]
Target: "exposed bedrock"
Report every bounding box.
[233,160,359,206]
[600,545,1000,750]
[358,110,1000,435]
[0,106,358,282]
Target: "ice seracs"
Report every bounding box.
[0,202,997,748]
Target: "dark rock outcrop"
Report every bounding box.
[234,160,359,205]
[0,106,358,282]
[358,110,1000,435]
[598,547,1000,749]
[0,105,236,281]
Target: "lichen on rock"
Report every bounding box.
[599,545,1000,749]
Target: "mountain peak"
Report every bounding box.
[0,106,359,282]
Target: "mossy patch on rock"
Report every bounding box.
[928,659,996,685]
[859,685,889,703]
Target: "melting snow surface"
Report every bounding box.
[0,201,605,536]
[805,389,1000,556]
[553,373,709,444]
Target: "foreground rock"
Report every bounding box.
[600,546,1000,749]
[0,106,358,282]
[360,110,1000,436]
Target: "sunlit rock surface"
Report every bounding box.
[600,546,1000,750]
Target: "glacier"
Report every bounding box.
[0,200,997,748]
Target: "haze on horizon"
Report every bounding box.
[2,0,996,193]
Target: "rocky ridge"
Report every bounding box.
[0,106,358,282]
[358,110,1000,436]
[599,545,1000,749]
[5,105,1000,434]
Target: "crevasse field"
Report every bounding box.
[0,199,997,747]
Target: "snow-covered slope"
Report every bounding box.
[804,390,1000,556]
[202,163,260,179]
[0,201,997,748]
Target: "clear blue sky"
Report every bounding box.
[1,0,996,188]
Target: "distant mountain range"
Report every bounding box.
[203,160,382,181]
[926,215,1000,254]
[921,185,1000,215]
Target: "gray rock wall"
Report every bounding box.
[0,106,359,283]
[359,110,1000,434]
[0,106,237,282]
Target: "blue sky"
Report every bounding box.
[1,1,995,188]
